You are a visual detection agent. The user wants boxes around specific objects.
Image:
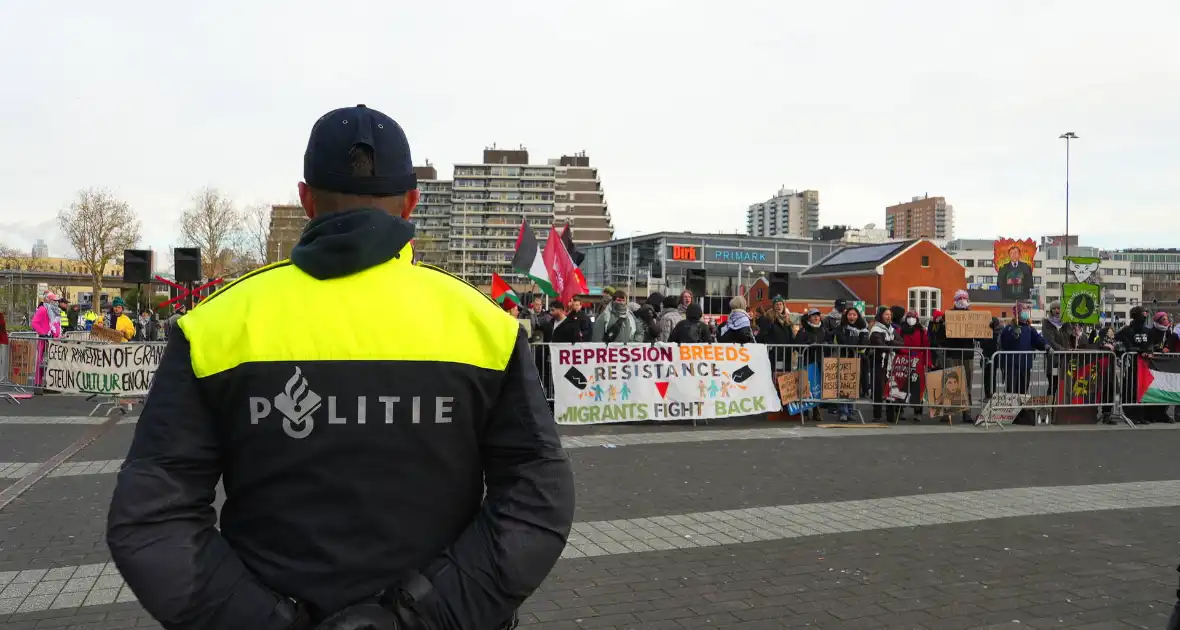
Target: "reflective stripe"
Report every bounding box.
[179,247,518,378]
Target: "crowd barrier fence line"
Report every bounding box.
[528,342,1176,428]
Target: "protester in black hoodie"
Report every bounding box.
[1118,306,1155,423]
[669,303,713,343]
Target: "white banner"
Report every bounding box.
[550,343,782,425]
[44,340,166,396]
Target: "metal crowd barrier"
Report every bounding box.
[527,341,1167,429]
[985,350,1121,428]
[1,332,45,403]
[764,344,985,425]
[1116,351,1180,426]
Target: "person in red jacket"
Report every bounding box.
[896,310,932,421]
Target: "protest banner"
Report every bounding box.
[550,343,781,425]
[925,365,969,418]
[44,340,165,396]
[821,357,859,399]
[945,310,992,338]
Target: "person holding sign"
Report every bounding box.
[936,290,980,424]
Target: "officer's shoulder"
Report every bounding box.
[191,260,295,310]
[414,263,508,313]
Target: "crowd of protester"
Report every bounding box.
[509,286,1180,425]
[20,292,183,342]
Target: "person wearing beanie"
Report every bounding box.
[657,294,683,342]
[669,303,713,343]
[823,298,847,335]
[101,296,136,341]
[999,302,1046,424]
[1117,306,1156,423]
[592,290,644,343]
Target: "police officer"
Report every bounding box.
[107,105,576,630]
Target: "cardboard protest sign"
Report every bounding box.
[776,371,810,406]
[925,365,970,418]
[887,354,919,402]
[821,357,859,399]
[7,339,36,385]
[89,326,126,344]
[550,343,781,424]
[945,310,992,338]
[977,393,1029,426]
[44,340,165,396]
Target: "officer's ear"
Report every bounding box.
[399,189,420,220]
[298,181,315,219]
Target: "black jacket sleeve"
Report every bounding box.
[415,329,576,630]
[106,330,303,630]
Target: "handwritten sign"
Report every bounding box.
[44,340,165,396]
[777,371,810,406]
[887,355,919,402]
[945,310,992,339]
[7,339,36,386]
[977,393,1030,426]
[822,357,860,399]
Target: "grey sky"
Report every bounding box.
[1,0,1177,259]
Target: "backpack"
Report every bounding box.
[682,320,704,343]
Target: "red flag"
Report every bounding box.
[542,227,587,303]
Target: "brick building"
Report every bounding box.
[798,239,966,318]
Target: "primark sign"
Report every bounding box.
[709,248,770,263]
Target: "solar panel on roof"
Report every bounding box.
[820,242,908,267]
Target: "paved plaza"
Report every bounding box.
[0,398,1178,628]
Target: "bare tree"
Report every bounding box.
[57,189,141,306]
[242,204,271,267]
[180,187,243,279]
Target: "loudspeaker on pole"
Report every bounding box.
[123,250,154,284]
[173,248,203,283]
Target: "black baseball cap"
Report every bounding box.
[303,104,417,196]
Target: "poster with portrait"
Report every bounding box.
[925,366,969,419]
[993,238,1037,301]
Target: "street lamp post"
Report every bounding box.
[1059,132,1079,261]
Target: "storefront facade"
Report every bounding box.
[581,233,841,298]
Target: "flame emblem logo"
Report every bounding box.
[272,367,322,439]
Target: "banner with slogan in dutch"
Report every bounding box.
[43,340,166,396]
[550,343,782,425]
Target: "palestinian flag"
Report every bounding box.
[1137,355,1180,404]
[490,272,519,309]
[512,221,557,297]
